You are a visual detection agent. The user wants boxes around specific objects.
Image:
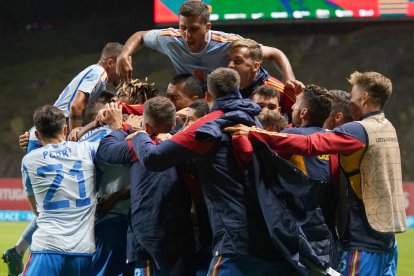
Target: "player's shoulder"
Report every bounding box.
[158,28,182,38]
[333,121,367,142]
[210,30,241,43]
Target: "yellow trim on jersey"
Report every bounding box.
[250,126,287,137]
[160,28,181,37]
[211,33,240,43]
[340,146,366,199]
[289,155,307,175]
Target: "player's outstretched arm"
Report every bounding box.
[26,196,38,217]
[262,46,295,82]
[116,30,149,82]
[69,91,88,131]
[18,131,29,154]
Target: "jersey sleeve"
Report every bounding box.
[143,29,173,54]
[248,122,367,157]
[77,69,103,95]
[21,162,34,196]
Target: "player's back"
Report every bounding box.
[22,141,98,255]
[53,64,107,117]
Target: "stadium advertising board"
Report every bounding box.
[155,0,414,24]
[1,178,414,223]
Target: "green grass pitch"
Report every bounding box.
[0,222,413,275]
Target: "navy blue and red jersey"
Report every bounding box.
[239,67,295,120]
[248,114,395,252]
[133,91,284,260]
[96,130,194,270]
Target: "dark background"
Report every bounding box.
[1,1,413,179]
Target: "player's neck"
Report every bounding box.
[41,136,66,146]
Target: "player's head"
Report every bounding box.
[228,39,262,89]
[83,101,107,125]
[251,85,280,112]
[179,1,211,53]
[143,96,176,135]
[99,42,123,86]
[348,71,392,120]
[257,109,288,132]
[323,89,352,130]
[207,67,240,100]
[292,84,332,127]
[184,99,210,126]
[167,74,203,110]
[116,78,158,104]
[33,105,67,141]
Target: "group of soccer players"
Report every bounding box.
[2,1,406,275]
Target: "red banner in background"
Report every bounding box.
[403,182,414,216]
[1,178,414,214]
[0,178,30,210]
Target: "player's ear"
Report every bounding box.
[34,130,41,141]
[335,112,343,123]
[205,22,211,32]
[253,61,260,72]
[63,125,68,137]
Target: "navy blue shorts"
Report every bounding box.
[338,243,398,276]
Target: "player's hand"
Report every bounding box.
[285,79,305,95]
[176,107,191,125]
[68,127,82,142]
[124,114,143,131]
[224,124,252,137]
[116,54,132,82]
[19,131,29,154]
[157,133,172,142]
[101,102,123,129]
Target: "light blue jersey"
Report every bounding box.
[79,126,131,224]
[54,64,108,117]
[27,64,108,153]
[21,141,98,255]
[143,28,241,82]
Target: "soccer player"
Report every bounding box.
[26,42,122,152]
[21,105,98,275]
[225,71,406,276]
[228,38,301,120]
[132,68,298,275]
[251,85,281,112]
[167,74,204,111]
[323,89,353,130]
[116,1,295,84]
[97,98,195,275]
[5,45,122,275]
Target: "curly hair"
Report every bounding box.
[116,78,158,104]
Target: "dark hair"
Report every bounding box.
[302,84,333,127]
[189,99,210,118]
[116,78,158,104]
[348,71,392,108]
[33,105,66,139]
[83,101,106,124]
[329,89,353,124]
[207,68,240,99]
[170,74,204,99]
[144,96,176,131]
[179,1,210,23]
[251,85,280,101]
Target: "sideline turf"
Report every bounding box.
[0,222,413,275]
